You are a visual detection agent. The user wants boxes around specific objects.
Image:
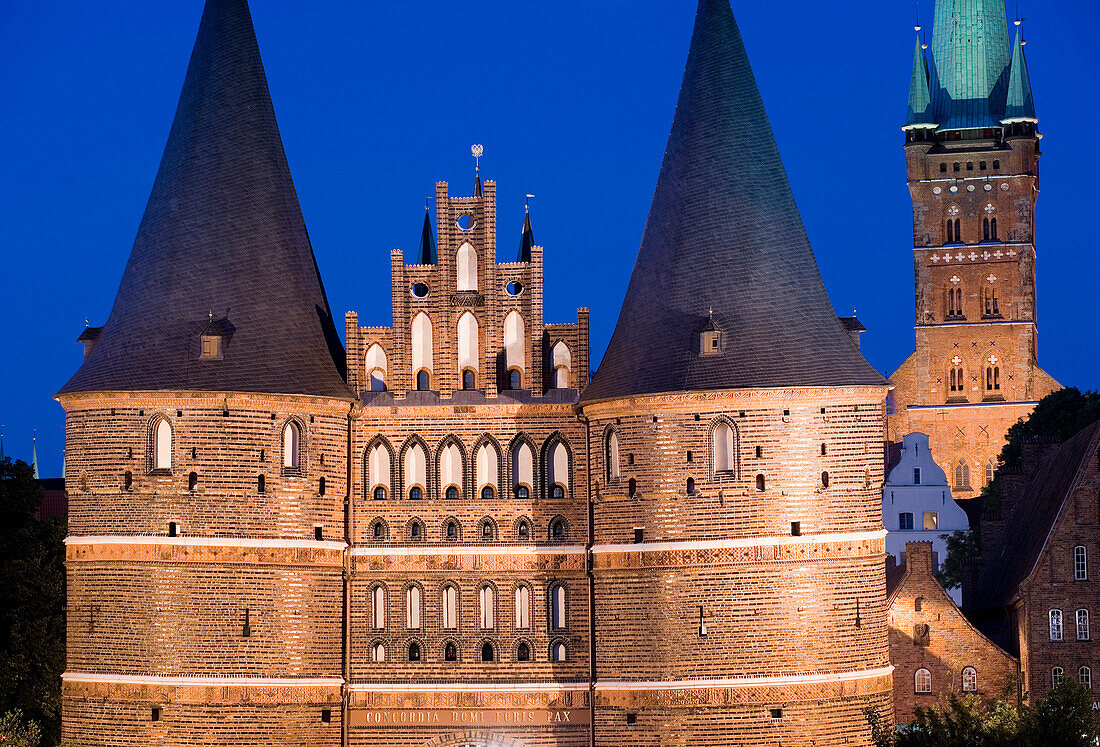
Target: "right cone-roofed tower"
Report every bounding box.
[581,0,894,742]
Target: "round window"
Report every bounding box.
[456,215,473,231]
[506,281,524,296]
[411,283,430,298]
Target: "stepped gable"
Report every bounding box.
[60,0,349,400]
[582,0,883,404]
[970,421,1100,612]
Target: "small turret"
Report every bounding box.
[1002,24,1037,123]
[517,204,534,263]
[416,201,437,265]
[905,33,936,129]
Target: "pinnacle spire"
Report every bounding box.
[582,0,883,403]
[905,34,935,128]
[1003,24,1037,122]
[32,435,40,480]
[417,202,437,265]
[517,207,534,263]
[59,0,349,399]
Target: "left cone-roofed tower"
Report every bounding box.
[59,1,351,743]
[582,0,893,742]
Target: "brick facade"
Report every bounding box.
[887,541,1017,723]
[888,124,1059,494]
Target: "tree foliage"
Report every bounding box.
[936,529,981,591]
[0,458,65,746]
[866,682,1100,746]
[0,710,44,747]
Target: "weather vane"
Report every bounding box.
[525,193,535,211]
[471,144,484,173]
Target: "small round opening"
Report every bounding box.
[411,283,430,298]
[456,215,473,231]
[506,281,524,296]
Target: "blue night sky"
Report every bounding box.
[2,1,1097,474]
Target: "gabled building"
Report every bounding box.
[967,422,1100,704]
[888,0,1059,497]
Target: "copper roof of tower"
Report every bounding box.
[59,0,349,400]
[582,0,883,404]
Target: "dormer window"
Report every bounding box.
[200,334,223,360]
[701,330,722,355]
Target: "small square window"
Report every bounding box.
[626,713,638,726]
[923,512,938,530]
[321,709,331,723]
[151,707,161,722]
[200,335,223,360]
[899,512,914,530]
[770,708,783,720]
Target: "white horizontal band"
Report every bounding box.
[348,681,589,693]
[65,536,347,552]
[591,529,886,555]
[62,672,344,687]
[350,545,586,557]
[906,401,1038,411]
[595,665,894,691]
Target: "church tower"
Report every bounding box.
[889,0,1059,497]
[580,0,893,741]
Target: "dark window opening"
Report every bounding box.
[551,484,565,499]
[408,642,420,661]
[446,521,458,539]
[990,217,997,240]
[915,596,924,612]
[515,485,529,499]
[913,468,922,485]
[188,472,198,492]
[627,713,638,726]
[966,162,974,171]
[445,643,457,661]
[482,523,493,540]
[508,369,521,390]
[993,159,1000,170]
[821,443,827,455]
[416,370,430,391]
[409,486,422,500]
[634,527,644,544]
[190,447,196,459]
[373,486,386,500]
[953,162,960,172]
[821,471,830,488]
[257,474,265,494]
[686,450,693,462]
[940,163,947,173]
[315,526,324,541]
[686,478,695,495]
[980,161,987,170]
[628,478,637,497]
[445,486,459,500]
[124,471,133,491]
[481,485,494,500]
[770,708,784,720]
[321,709,331,724]
[518,522,529,539]
[462,370,475,390]
[517,642,530,661]
[373,523,383,539]
[551,520,565,540]
[168,522,178,537]
[151,707,161,722]
[791,521,801,537]
[755,445,763,458]
[755,474,765,492]
[411,523,421,540]
[481,642,495,662]
[318,476,326,496]
[259,448,265,462]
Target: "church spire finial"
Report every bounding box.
[471,144,484,197]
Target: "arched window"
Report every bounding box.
[372,586,385,630]
[366,344,388,392]
[756,474,765,492]
[416,370,430,391]
[949,366,965,393]
[517,642,530,661]
[481,520,494,540]
[481,642,495,662]
[406,586,421,629]
[457,312,479,385]
[984,285,999,316]
[606,430,621,481]
[153,418,173,470]
[515,586,530,629]
[915,668,932,694]
[409,521,422,541]
[1080,667,1092,689]
[962,667,977,692]
[456,242,477,292]
[954,460,970,489]
[986,366,1001,392]
[550,519,565,541]
[282,422,301,470]
[551,584,566,630]
[546,439,570,500]
[445,520,458,540]
[372,521,384,539]
[517,521,529,540]
[1053,667,1064,687]
[508,368,522,390]
[1077,609,1090,641]
[411,312,433,387]
[551,641,566,662]
[915,596,924,612]
[512,439,534,498]
[946,218,961,243]
[368,442,391,500]
[256,474,265,494]
[475,441,498,498]
[947,287,964,318]
[439,441,463,500]
[551,342,571,389]
[990,217,998,240]
[1075,546,1088,580]
[444,642,457,662]
[1050,609,1064,641]
[462,370,476,390]
[712,421,736,476]
[821,471,830,489]
[479,586,495,629]
[403,441,427,500]
[686,477,695,495]
[372,642,385,662]
[188,471,198,492]
[408,642,420,662]
[504,311,526,384]
[442,586,457,629]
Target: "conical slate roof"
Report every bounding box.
[582,0,884,404]
[60,0,349,399]
[416,206,437,265]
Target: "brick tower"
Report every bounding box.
[888,0,1059,497]
[58,0,353,742]
[579,0,894,742]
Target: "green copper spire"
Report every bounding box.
[1003,25,1036,122]
[906,34,935,127]
[416,203,437,265]
[929,0,1011,128]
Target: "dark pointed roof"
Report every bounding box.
[473,171,483,198]
[60,0,349,400]
[416,206,437,265]
[582,0,884,404]
[517,209,534,263]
